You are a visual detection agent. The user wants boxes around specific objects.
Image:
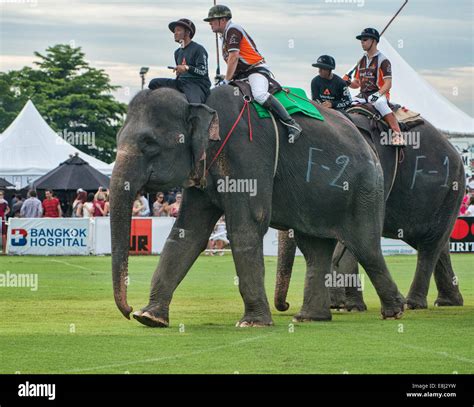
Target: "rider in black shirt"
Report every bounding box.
[311,55,352,111]
[149,19,211,103]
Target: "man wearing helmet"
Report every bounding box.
[149,18,211,104]
[311,55,352,111]
[204,5,302,142]
[349,28,405,146]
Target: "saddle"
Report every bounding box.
[346,103,423,200]
[347,103,424,133]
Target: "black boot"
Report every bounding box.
[263,95,302,142]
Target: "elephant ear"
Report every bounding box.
[185,104,220,188]
[188,104,220,161]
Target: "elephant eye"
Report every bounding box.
[138,133,160,156]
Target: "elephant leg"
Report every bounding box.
[227,216,273,327]
[133,189,222,327]
[274,230,297,311]
[434,242,464,306]
[293,234,337,322]
[330,243,367,311]
[329,243,346,309]
[345,238,405,319]
[329,286,346,310]
[338,248,367,312]
[406,244,443,309]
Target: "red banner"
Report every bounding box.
[450,217,474,253]
[129,219,152,255]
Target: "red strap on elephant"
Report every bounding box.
[206,100,252,175]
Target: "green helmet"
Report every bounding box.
[203,5,232,22]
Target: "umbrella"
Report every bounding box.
[33,153,110,191]
[0,177,14,188]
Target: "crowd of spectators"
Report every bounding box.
[0,187,183,219]
[460,176,474,216]
[0,186,185,254]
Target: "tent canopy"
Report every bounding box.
[0,177,14,188]
[0,100,112,187]
[375,38,473,135]
[32,154,110,191]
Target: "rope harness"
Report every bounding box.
[282,88,320,108]
[205,96,280,180]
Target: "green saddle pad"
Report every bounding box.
[252,87,324,121]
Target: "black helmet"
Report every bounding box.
[169,18,196,39]
[203,5,232,22]
[356,27,380,42]
[312,55,336,70]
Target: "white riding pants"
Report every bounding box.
[352,93,392,117]
[248,73,270,105]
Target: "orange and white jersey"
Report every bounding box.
[355,51,392,100]
[222,20,267,75]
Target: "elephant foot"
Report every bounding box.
[236,316,274,328]
[345,301,367,312]
[406,296,428,310]
[293,310,332,322]
[132,309,169,328]
[381,295,406,320]
[329,288,346,310]
[434,293,464,307]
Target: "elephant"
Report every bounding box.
[274,112,465,313]
[110,86,407,328]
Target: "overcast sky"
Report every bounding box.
[1,0,472,116]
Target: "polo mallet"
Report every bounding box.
[213,0,223,84]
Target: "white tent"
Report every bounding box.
[0,100,112,188]
[377,37,474,135]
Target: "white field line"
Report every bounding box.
[357,333,474,365]
[51,259,97,272]
[45,260,474,369]
[397,342,474,365]
[61,333,274,373]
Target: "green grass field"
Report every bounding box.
[0,254,472,374]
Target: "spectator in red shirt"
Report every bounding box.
[93,192,107,217]
[42,190,62,218]
[459,188,470,216]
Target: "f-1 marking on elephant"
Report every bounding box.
[274,111,465,313]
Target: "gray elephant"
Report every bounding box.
[274,112,465,313]
[110,86,406,328]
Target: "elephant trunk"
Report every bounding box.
[109,149,144,319]
[274,230,297,311]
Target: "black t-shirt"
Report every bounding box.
[311,74,352,110]
[174,41,211,89]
